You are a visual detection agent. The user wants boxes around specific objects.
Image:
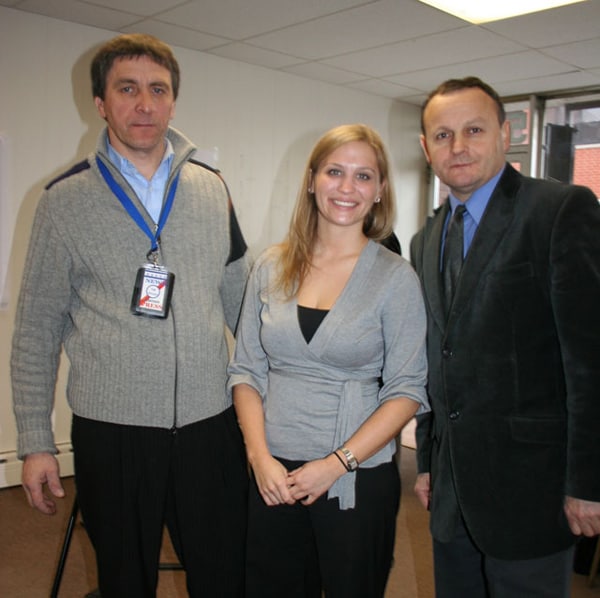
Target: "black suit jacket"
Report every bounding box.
[410,164,600,560]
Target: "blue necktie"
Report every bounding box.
[443,204,466,314]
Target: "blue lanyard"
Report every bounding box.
[96,157,179,254]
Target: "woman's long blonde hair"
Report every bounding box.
[275,124,396,298]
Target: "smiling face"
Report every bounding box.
[420,87,510,201]
[311,140,385,233]
[94,55,175,169]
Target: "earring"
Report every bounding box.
[374,197,381,203]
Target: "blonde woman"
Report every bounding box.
[228,124,429,597]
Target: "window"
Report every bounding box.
[542,95,600,197]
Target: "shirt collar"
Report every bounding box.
[448,164,506,225]
[106,138,175,178]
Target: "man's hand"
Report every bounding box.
[414,472,431,510]
[564,496,600,537]
[22,452,64,515]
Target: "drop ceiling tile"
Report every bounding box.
[384,66,474,95]
[83,0,183,16]
[452,51,584,83]
[322,26,527,78]
[541,38,600,70]
[347,78,422,99]
[157,0,372,40]
[283,61,367,84]
[483,1,600,49]
[384,50,587,97]
[495,71,600,97]
[13,0,140,29]
[246,0,465,60]
[120,19,229,51]
[209,42,305,69]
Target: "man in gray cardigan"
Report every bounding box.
[11,34,250,597]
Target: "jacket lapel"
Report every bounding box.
[422,203,449,333]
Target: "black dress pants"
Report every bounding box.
[433,515,574,598]
[245,458,400,598]
[71,407,248,598]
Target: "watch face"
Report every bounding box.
[341,447,358,470]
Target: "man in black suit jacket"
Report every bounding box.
[410,76,600,597]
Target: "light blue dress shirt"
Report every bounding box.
[443,166,505,260]
[106,139,175,223]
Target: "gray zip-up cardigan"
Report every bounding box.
[12,127,250,459]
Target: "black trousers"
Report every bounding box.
[433,515,574,598]
[245,458,400,598]
[71,407,248,598]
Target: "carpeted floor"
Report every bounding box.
[0,447,597,597]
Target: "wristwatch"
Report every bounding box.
[339,446,359,471]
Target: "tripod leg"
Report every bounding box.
[50,496,79,598]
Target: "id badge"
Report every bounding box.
[130,264,175,318]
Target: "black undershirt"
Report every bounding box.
[297,305,328,343]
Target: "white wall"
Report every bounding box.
[0,6,427,486]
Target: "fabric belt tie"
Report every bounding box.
[328,378,376,510]
[269,368,377,510]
